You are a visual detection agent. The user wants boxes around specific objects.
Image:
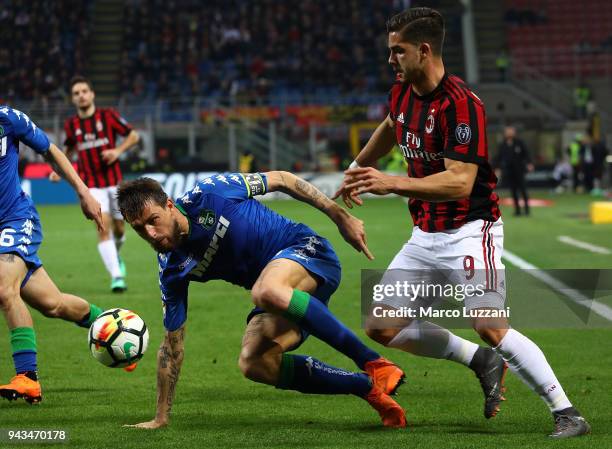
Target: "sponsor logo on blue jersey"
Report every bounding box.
[190,216,230,277]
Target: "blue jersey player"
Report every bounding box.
[0,106,106,404]
[118,172,407,429]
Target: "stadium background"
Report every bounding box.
[1,1,611,448]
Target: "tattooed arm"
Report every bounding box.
[264,171,373,259]
[125,326,185,429]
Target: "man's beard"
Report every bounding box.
[150,219,183,253]
[400,66,420,84]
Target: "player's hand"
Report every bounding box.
[332,176,363,209]
[48,171,61,182]
[79,191,104,233]
[336,212,374,260]
[123,419,167,429]
[101,148,120,164]
[344,167,397,197]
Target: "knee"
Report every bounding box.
[113,224,125,238]
[250,284,286,312]
[0,282,19,310]
[365,326,398,347]
[98,229,111,241]
[473,320,508,347]
[238,347,273,383]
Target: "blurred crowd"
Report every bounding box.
[121,0,402,102]
[0,0,92,102]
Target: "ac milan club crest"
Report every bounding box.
[425,114,435,134]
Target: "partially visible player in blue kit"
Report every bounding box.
[118,172,407,429]
[0,106,105,403]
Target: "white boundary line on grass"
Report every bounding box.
[502,249,612,322]
[557,236,611,255]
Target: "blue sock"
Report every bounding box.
[277,354,372,397]
[283,290,380,369]
[13,350,37,374]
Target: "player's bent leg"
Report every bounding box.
[0,254,41,403]
[371,245,490,373]
[240,314,405,428]
[251,258,377,367]
[20,267,103,326]
[366,301,503,409]
[251,258,404,395]
[474,314,590,436]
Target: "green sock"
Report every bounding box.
[11,327,38,375]
[10,327,37,353]
[282,290,310,323]
[276,353,295,389]
[76,303,103,328]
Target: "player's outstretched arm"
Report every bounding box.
[43,144,104,231]
[125,326,185,429]
[265,171,373,260]
[333,114,396,208]
[344,158,478,202]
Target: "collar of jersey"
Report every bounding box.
[174,202,192,239]
[411,72,448,101]
[77,107,97,120]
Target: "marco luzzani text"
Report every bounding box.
[371,281,511,318]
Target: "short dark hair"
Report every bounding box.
[69,75,94,92]
[117,178,168,222]
[386,7,445,56]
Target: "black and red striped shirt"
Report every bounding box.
[388,73,501,232]
[63,108,133,188]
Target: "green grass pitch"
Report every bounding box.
[1,193,611,448]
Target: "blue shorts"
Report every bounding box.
[0,206,43,288]
[246,234,342,349]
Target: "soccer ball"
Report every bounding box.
[88,308,149,368]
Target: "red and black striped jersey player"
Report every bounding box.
[51,76,140,293]
[334,7,589,439]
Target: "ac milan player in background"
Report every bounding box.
[334,7,589,438]
[50,76,140,292]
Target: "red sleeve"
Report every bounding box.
[63,118,75,148]
[107,108,133,136]
[440,96,488,163]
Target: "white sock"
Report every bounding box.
[494,328,572,412]
[114,234,126,252]
[98,239,122,278]
[387,320,479,366]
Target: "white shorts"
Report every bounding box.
[90,186,122,220]
[378,218,506,311]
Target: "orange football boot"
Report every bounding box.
[365,386,407,428]
[364,357,405,395]
[0,374,42,404]
[123,363,138,372]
